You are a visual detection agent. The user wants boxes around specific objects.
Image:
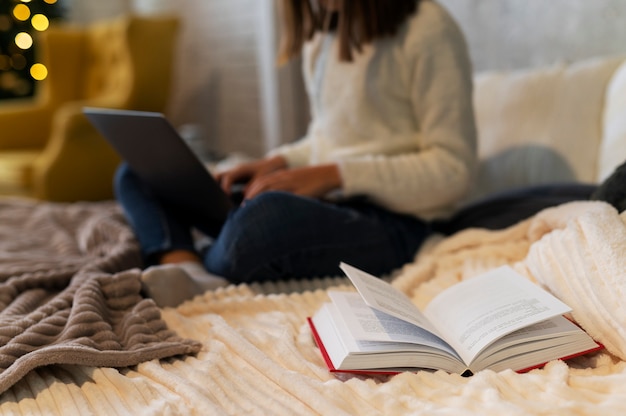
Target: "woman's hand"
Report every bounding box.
[244,164,342,200]
[216,155,288,195]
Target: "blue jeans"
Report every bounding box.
[114,163,431,283]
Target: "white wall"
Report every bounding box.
[166,0,265,157]
[439,0,626,72]
[65,0,131,22]
[151,0,307,158]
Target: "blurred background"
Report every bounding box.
[1,0,625,200]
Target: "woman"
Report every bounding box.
[115,0,477,307]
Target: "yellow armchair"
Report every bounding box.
[0,14,179,201]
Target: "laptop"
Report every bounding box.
[84,107,233,232]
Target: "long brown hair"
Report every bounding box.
[278,0,421,64]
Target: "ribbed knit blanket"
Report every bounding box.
[0,198,201,395]
[396,201,626,359]
[1,199,626,415]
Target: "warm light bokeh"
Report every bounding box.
[14,32,33,49]
[1,0,62,99]
[31,14,49,31]
[30,63,47,80]
[13,4,31,21]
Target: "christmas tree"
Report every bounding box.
[0,0,65,100]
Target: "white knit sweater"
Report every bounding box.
[269,0,477,220]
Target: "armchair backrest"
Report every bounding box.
[123,15,180,111]
[27,14,180,201]
[81,16,135,105]
[37,14,179,112]
[80,15,180,110]
[36,26,84,107]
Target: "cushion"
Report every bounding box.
[597,58,626,182]
[83,17,133,100]
[470,55,625,201]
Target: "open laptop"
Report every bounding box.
[84,107,233,232]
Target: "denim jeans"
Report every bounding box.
[114,163,431,283]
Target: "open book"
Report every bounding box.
[308,263,602,376]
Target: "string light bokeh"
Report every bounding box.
[0,0,64,100]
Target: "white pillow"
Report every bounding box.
[597,58,626,182]
[470,55,625,201]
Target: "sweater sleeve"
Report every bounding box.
[266,134,312,168]
[338,8,477,219]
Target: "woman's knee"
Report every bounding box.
[232,191,307,228]
[203,192,305,279]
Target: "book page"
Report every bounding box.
[328,291,459,357]
[339,263,439,335]
[310,302,467,373]
[470,315,598,371]
[423,266,572,365]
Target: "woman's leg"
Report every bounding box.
[115,163,228,306]
[114,162,199,263]
[203,192,431,283]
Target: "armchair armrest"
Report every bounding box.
[0,100,54,150]
[32,102,121,201]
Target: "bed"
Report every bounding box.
[0,55,625,415]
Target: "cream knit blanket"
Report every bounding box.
[395,201,626,361]
[1,200,625,415]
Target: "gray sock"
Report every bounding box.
[141,262,228,307]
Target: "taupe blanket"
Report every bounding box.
[0,198,201,395]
